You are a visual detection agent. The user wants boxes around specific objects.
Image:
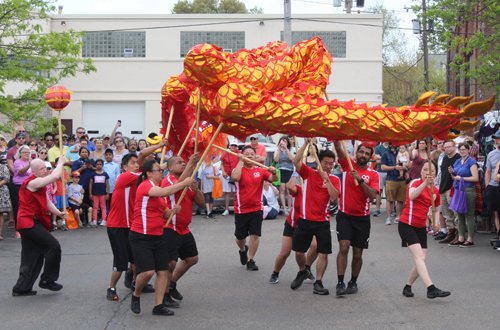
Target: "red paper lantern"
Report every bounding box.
[45,85,73,111]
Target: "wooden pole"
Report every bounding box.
[294,136,304,187]
[309,140,327,183]
[177,121,197,156]
[57,112,66,213]
[213,145,270,170]
[165,123,224,227]
[160,104,175,165]
[194,88,201,154]
[426,137,436,225]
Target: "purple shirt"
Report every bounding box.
[13,159,32,185]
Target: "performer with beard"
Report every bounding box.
[333,142,379,296]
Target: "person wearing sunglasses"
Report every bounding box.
[28,141,38,160]
[245,134,266,164]
[6,132,27,230]
[74,127,96,152]
[112,137,127,165]
[7,126,26,149]
[0,133,8,165]
[37,147,49,162]
[44,132,54,149]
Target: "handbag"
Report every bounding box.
[211,166,223,199]
[271,160,281,186]
[66,209,79,230]
[227,152,235,185]
[449,156,470,198]
[449,177,467,214]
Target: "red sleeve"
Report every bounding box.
[297,162,311,179]
[262,168,272,182]
[291,185,301,197]
[339,157,352,172]
[369,171,380,194]
[330,175,341,193]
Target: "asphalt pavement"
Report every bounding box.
[0,206,498,330]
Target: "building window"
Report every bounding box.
[82,32,146,58]
[180,31,245,57]
[280,31,346,58]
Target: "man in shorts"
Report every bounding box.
[290,138,341,295]
[231,146,278,271]
[381,144,407,225]
[334,141,379,295]
[373,142,389,216]
[161,153,203,308]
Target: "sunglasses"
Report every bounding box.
[115,140,123,143]
[250,138,257,140]
[40,152,47,155]
[77,131,85,134]
[29,144,37,146]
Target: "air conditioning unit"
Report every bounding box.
[124,48,133,57]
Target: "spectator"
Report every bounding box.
[138,139,148,151]
[0,160,11,240]
[303,143,319,170]
[124,139,139,156]
[102,134,114,150]
[103,148,120,213]
[246,134,266,164]
[274,136,294,215]
[12,145,33,236]
[89,159,109,228]
[51,157,69,231]
[67,172,91,228]
[91,139,106,161]
[448,142,478,247]
[396,144,410,180]
[200,158,219,219]
[74,127,95,152]
[48,133,73,184]
[6,132,26,229]
[485,130,500,241]
[287,135,296,153]
[62,134,68,146]
[37,147,49,162]
[112,137,128,165]
[28,140,38,159]
[110,121,121,144]
[71,147,95,208]
[7,126,26,148]
[66,136,80,161]
[0,134,7,165]
[262,181,279,219]
[45,163,57,230]
[453,130,468,149]
[220,140,240,216]
[409,139,429,180]
[373,142,390,217]
[381,144,408,225]
[80,138,88,149]
[431,140,444,163]
[38,136,46,148]
[44,132,54,149]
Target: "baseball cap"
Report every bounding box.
[102,134,110,139]
[44,161,52,170]
[0,133,4,139]
[15,132,25,139]
[230,139,238,145]
[71,172,80,178]
[249,134,258,140]
[493,130,500,139]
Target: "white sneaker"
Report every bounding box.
[222,210,229,216]
[385,218,392,225]
[100,221,107,227]
[394,218,399,224]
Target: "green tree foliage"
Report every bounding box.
[416,0,500,93]
[0,0,96,137]
[172,0,263,14]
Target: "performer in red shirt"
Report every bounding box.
[231,146,278,271]
[12,157,67,296]
[333,141,379,296]
[161,153,204,307]
[129,159,194,316]
[291,138,340,295]
[398,161,450,299]
[269,172,318,284]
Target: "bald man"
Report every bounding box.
[12,157,68,296]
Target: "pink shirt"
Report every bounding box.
[13,159,32,185]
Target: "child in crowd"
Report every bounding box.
[396,144,410,179]
[103,148,120,214]
[89,159,110,227]
[52,157,69,230]
[67,172,92,228]
[262,181,280,219]
[200,157,219,219]
[66,135,80,161]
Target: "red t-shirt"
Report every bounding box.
[161,175,196,235]
[17,175,52,231]
[399,179,441,228]
[339,157,380,217]
[286,185,302,228]
[131,180,168,236]
[234,166,272,214]
[107,172,140,228]
[6,145,19,176]
[52,170,68,196]
[221,150,241,175]
[298,163,341,222]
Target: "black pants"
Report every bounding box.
[12,220,62,293]
[10,183,21,229]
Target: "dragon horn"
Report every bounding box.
[447,132,460,140]
[415,91,437,108]
[453,119,481,130]
[431,94,452,106]
[447,95,474,108]
[458,96,496,119]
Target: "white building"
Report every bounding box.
[7,13,383,140]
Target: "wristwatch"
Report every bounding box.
[358,178,365,184]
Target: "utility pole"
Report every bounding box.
[346,0,352,14]
[284,0,292,46]
[422,0,429,89]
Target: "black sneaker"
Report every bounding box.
[313,282,329,295]
[246,259,259,271]
[305,272,316,283]
[391,210,397,217]
[12,290,37,297]
[39,281,63,291]
[107,287,119,300]
[207,213,216,219]
[124,269,133,289]
[131,295,141,314]
[239,245,249,265]
[336,282,346,296]
[346,281,358,294]
[169,286,184,301]
[269,273,279,284]
[163,294,180,308]
[373,210,381,217]
[131,281,155,293]
[152,304,174,316]
[434,232,447,240]
[290,270,310,290]
[427,288,451,299]
[402,286,414,297]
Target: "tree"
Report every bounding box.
[416,0,500,94]
[171,0,263,14]
[0,0,96,137]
